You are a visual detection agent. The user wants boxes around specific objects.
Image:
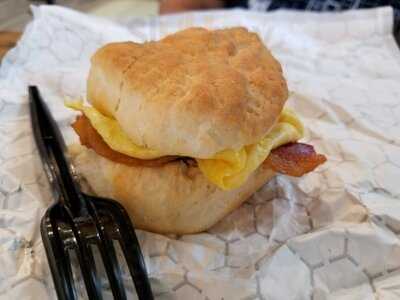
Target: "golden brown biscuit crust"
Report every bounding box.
[87,27,288,158]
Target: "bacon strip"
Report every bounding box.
[72,115,326,175]
[72,115,180,167]
[264,142,326,177]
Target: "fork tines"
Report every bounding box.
[42,197,153,300]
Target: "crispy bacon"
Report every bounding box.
[72,115,326,175]
[72,115,180,167]
[264,142,326,177]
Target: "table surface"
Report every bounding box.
[0,31,21,62]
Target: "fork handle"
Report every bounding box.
[29,86,87,216]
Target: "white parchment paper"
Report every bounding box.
[1,5,400,299]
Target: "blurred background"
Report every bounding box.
[1,0,399,61]
[0,0,159,30]
[0,0,159,60]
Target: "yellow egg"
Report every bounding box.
[66,101,303,190]
[197,108,304,190]
[66,100,163,159]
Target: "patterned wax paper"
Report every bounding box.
[0,5,400,300]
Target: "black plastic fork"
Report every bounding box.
[29,86,154,300]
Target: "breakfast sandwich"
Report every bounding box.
[68,27,326,234]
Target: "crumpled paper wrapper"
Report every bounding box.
[1,5,400,299]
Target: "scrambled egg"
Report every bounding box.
[197,110,303,189]
[66,101,163,159]
[67,101,303,190]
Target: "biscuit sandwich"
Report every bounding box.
[68,27,326,234]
